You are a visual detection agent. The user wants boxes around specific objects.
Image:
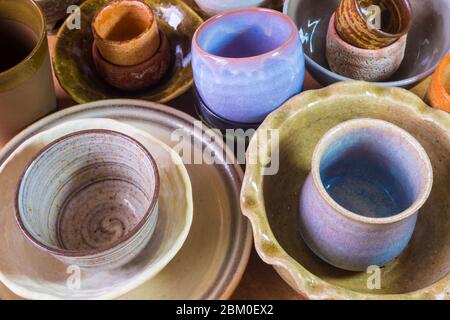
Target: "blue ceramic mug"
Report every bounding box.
[299,119,433,271]
[192,8,305,124]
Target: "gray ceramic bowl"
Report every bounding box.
[283,0,450,88]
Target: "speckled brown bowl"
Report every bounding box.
[15,130,160,270]
[327,14,407,81]
[335,0,412,49]
[92,31,170,91]
[283,0,450,87]
[241,81,450,299]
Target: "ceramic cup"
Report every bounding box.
[335,0,412,49]
[15,130,160,269]
[299,118,433,271]
[193,0,270,17]
[326,13,407,81]
[192,8,305,124]
[92,0,160,66]
[0,0,56,146]
[92,31,171,91]
[426,54,450,113]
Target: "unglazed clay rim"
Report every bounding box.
[14,129,160,257]
[92,0,155,45]
[311,118,433,225]
[282,0,449,87]
[353,0,412,39]
[0,99,251,300]
[192,7,298,63]
[241,81,450,299]
[0,0,46,78]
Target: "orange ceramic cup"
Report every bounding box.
[92,0,160,66]
[426,54,450,113]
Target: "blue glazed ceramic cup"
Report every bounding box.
[192,8,305,124]
[299,119,433,271]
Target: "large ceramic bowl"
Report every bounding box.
[241,81,450,299]
[53,0,203,104]
[283,0,450,88]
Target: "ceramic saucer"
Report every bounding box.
[0,118,193,299]
[0,100,252,300]
[53,0,203,104]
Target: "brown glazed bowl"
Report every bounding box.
[327,14,407,81]
[92,0,160,66]
[335,0,412,50]
[92,31,170,91]
[283,0,450,88]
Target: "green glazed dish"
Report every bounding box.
[241,81,450,299]
[53,0,202,104]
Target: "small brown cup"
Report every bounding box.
[335,0,412,49]
[92,0,160,66]
[93,31,171,91]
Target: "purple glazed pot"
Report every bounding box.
[192,8,305,124]
[299,119,433,271]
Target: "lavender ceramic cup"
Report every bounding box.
[299,119,433,271]
[192,8,305,124]
[15,130,159,269]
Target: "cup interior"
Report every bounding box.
[0,0,44,73]
[316,120,431,218]
[196,10,293,58]
[93,0,152,42]
[16,130,158,254]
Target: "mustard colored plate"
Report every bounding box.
[53,0,203,104]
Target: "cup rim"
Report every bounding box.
[353,0,412,39]
[14,129,160,257]
[0,0,47,78]
[311,118,433,225]
[91,0,155,45]
[192,7,299,63]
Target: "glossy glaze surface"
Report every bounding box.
[427,54,450,113]
[283,0,450,87]
[299,119,432,271]
[0,100,251,300]
[54,0,203,103]
[241,81,450,299]
[192,8,304,123]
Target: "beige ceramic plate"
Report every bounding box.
[0,100,251,300]
[53,0,202,104]
[241,81,450,299]
[0,118,193,299]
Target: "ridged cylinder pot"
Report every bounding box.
[15,130,159,270]
[299,119,433,271]
[192,8,305,124]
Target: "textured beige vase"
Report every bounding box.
[0,0,56,146]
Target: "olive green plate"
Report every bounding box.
[241,81,450,299]
[53,0,202,104]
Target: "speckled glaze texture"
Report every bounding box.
[92,31,171,91]
[427,54,450,113]
[326,14,406,82]
[92,0,160,66]
[192,8,305,123]
[283,0,450,87]
[0,101,249,300]
[335,0,412,49]
[53,0,203,103]
[299,119,433,271]
[16,130,160,269]
[241,81,450,299]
